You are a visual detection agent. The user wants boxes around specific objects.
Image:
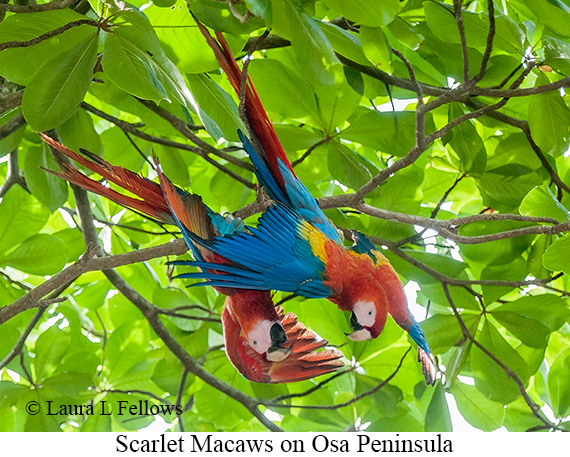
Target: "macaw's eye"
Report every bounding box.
[252,340,258,346]
[368,311,373,315]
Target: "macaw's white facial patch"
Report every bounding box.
[353,301,376,328]
[347,328,372,342]
[247,320,274,355]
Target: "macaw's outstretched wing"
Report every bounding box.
[223,303,344,383]
[173,204,334,299]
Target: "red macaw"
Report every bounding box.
[39,134,343,383]
[187,22,437,385]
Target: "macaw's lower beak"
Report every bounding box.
[266,344,292,362]
[346,328,372,342]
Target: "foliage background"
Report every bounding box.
[1,0,570,432]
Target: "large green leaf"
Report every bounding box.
[444,105,486,176]
[543,234,570,274]
[425,383,452,432]
[0,186,50,256]
[0,234,67,275]
[451,381,505,431]
[471,320,529,404]
[326,141,378,190]
[548,349,570,418]
[24,144,69,212]
[520,185,570,222]
[102,32,170,104]
[185,73,245,142]
[22,32,99,132]
[268,0,340,85]
[528,73,570,158]
[342,108,417,157]
[524,0,570,38]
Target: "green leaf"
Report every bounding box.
[520,185,570,222]
[471,320,529,404]
[425,383,453,432]
[268,0,341,85]
[524,0,570,38]
[491,310,549,349]
[33,324,71,381]
[421,314,479,355]
[102,33,170,104]
[548,349,570,418]
[494,294,570,333]
[360,26,392,72]
[0,108,25,157]
[342,108,417,157]
[543,234,570,274]
[528,73,570,157]
[319,22,370,66]
[544,36,570,75]
[444,104,486,176]
[451,381,505,431]
[481,257,527,304]
[22,32,99,132]
[24,144,69,212]
[185,73,245,142]
[0,186,50,256]
[326,141,377,190]
[248,58,321,126]
[323,0,400,27]
[58,109,103,156]
[0,234,67,275]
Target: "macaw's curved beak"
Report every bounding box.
[266,322,292,362]
[345,312,372,341]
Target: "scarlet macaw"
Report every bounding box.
[185,23,437,385]
[40,134,344,383]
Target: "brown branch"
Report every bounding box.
[0,112,25,141]
[0,148,27,198]
[453,0,470,83]
[0,0,75,13]
[0,307,46,370]
[472,0,495,83]
[0,19,101,51]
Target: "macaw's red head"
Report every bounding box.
[343,281,390,342]
[225,290,292,363]
[221,294,344,383]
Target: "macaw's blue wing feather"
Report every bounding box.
[239,130,342,244]
[174,204,333,299]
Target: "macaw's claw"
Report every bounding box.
[418,347,438,386]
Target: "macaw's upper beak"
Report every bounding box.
[266,322,292,362]
[345,312,372,341]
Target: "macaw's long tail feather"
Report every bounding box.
[193,18,294,187]
[40,134,173,222]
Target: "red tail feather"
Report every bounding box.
[41,134,172,221]
[194,19,294,187]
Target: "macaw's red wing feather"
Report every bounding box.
[193,19,294,185]
[40,134,172,222]
[223,303,344,383]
